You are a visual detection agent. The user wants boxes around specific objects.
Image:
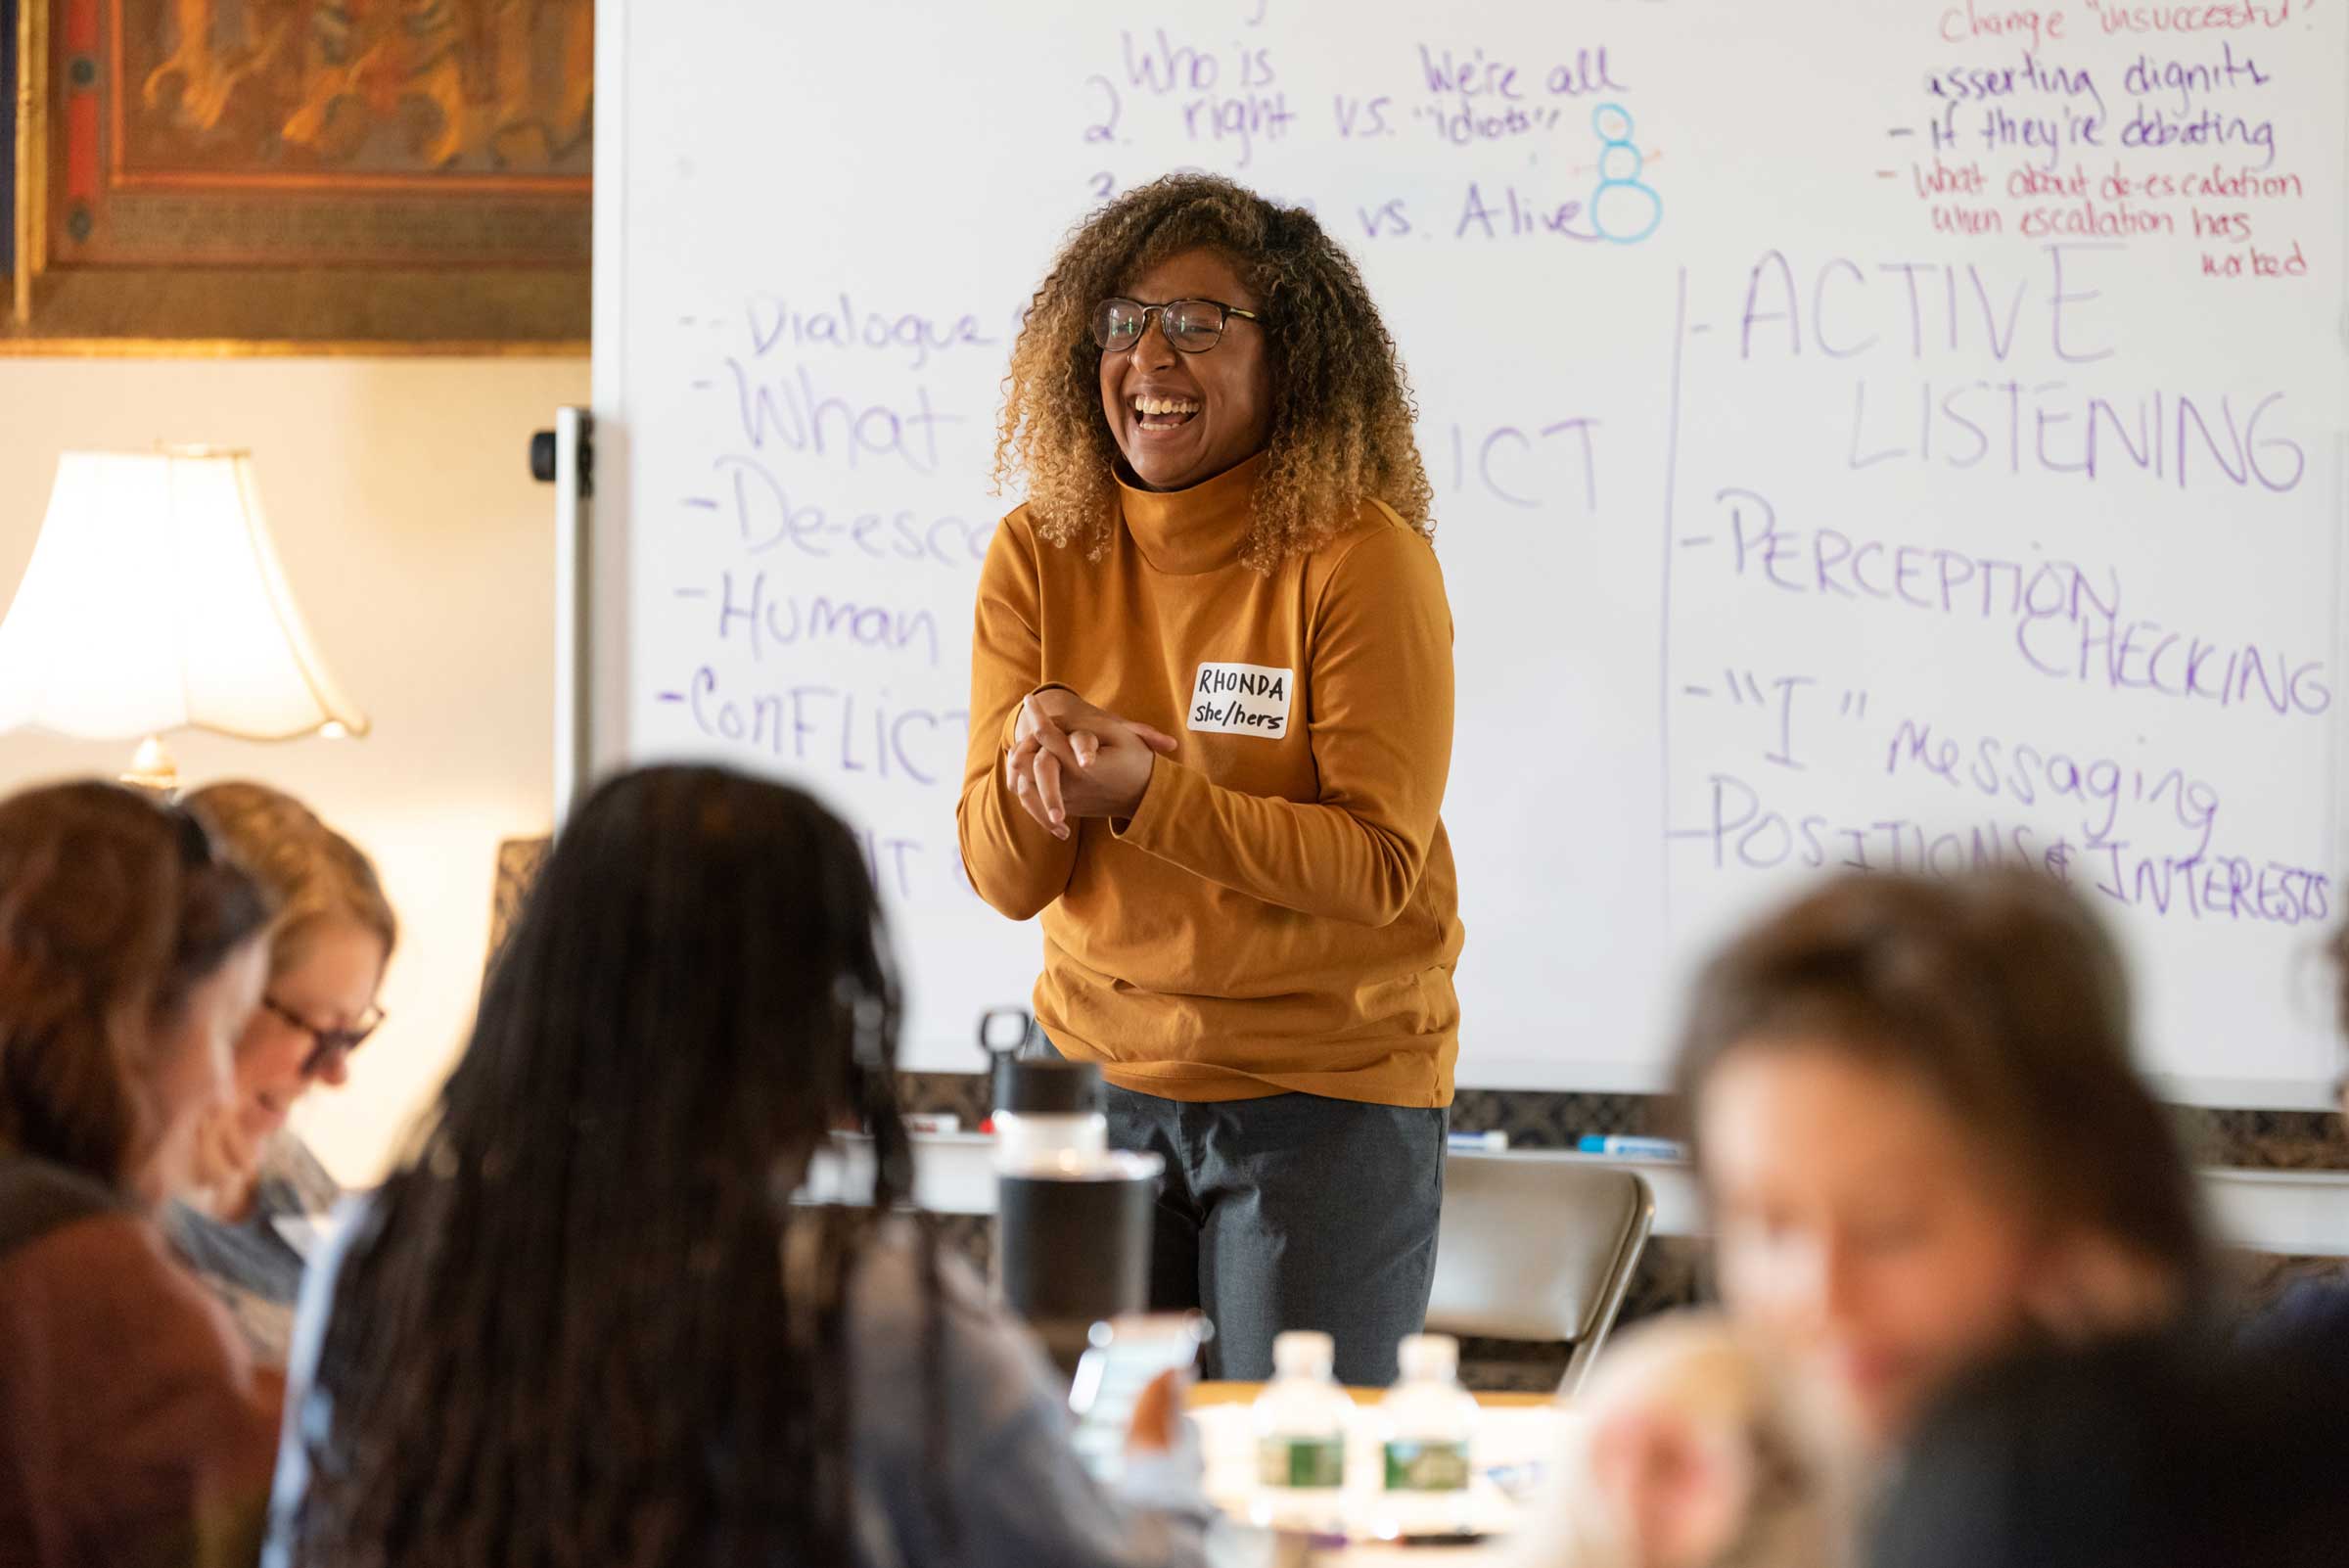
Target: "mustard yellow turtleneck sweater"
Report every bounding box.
[956,454,1463,1107]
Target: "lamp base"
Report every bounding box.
[121,735,180,796]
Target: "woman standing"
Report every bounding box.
[961,173,1462,1385]
[168,781,397,1367]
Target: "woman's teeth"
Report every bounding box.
[1133,394,1200,430]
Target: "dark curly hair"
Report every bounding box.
[994,171,1435,571]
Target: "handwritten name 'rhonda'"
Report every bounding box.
[1196,668,1288,701]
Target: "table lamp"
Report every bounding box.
[0,446,369,792]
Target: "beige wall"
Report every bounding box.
[0,355,587,1184]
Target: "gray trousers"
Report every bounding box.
[1099,1081,1447,1388]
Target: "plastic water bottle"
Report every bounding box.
[1372,1334,1478,1539]
[1250,1330,1352,1533]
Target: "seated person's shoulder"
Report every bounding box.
[2,1208,246,1359]
[821,1216,1057,1433]
[834,1216,995,1346]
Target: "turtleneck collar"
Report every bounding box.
[1117,451,1267,576]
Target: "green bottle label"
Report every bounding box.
[1383,1438,1472,1493]
[1258,1435,1347,1489]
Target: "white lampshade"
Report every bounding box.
[0,448,368,744]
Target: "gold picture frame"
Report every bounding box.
[6,0,589,354]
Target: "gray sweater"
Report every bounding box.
[264,1199,1215,1568]
[162,1132,340,1369]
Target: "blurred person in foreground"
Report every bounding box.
[1510,870,2212,1568]
[0,781,282,1565]
[267,765,1211,1568]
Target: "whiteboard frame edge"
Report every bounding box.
[587,0,633,790]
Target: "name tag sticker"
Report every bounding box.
[1189,662,1294,739]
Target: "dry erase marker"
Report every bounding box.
[1577,1134,1686,1160]
[1447,1130,1508,1152]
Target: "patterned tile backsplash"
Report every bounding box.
[902,1074,2347,1170]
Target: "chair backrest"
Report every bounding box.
[1426,1152,1655,1393]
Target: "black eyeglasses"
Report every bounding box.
[1091,296,1262,354]
[264,994,387,1076]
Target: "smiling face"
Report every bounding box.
[1097,247,1274,491]
[232,918,386,1141]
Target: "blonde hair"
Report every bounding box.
[993,172,1435,572]
[183,782,396,980]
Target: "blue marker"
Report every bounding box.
[1448,1130,1509,1152]
[1577,1134,1687,1161]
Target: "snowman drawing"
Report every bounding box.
[1590,103,1663,245]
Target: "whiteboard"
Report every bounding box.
[592,0,2349,1106]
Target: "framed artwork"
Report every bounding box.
[5,0,589,352]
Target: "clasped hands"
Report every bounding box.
[1004,688,1177,840]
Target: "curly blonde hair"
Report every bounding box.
[994,173,1435,572]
